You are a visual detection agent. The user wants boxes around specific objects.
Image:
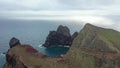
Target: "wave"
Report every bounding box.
[38,44,42,47]
[0,53,6,68]
[0,53,5,57]
[63,46,70,48]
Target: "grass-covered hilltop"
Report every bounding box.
[66,23,120,68]
[3,23,120,68]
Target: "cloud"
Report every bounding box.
[58,0,115,10]
[1,13,117,31]
[0,9,120,17]
[0,0,120,10]
[0,10,117,26]
[0,0,65,10]
[14,16,114,26]
[71,16,114,26]
[1,10,114,26]
[0,0,120,31]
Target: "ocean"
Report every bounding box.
[0,19,82,68]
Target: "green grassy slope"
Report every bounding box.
[98,29,120,52]
[4,45,69,68]
[71,23,120,52]
[66,23,120,68]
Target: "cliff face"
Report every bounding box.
[72,23,120,52]
[43,25,78,47]
[4,38,46,68]
[3,45,45,68]
[4,23,120,68]
[66,23,120,68]
[3,38,68,68]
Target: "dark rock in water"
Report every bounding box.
[3,52,6,54]
[43,25,78,47]
[71,32,78,41]
[9,37,21,48]
[57,25,71,37]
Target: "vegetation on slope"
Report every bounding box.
[66,23,120,68]
[4,45,69,68]
[4,23,120,68]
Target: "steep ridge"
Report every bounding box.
[73,23,120,52]
[66,23,120,68]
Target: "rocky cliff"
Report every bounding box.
[3,38,68,68]
[66,23,120,68]
[72,23,120,52]
[4,23,120,68]
[4,37,48,68]
[43,25,78,47]
[9,37,21,48]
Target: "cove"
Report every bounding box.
[37,45,70,57]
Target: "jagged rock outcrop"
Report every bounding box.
[3,45,48,68]
[4,38,48,68]
[3,38,67,68]
[43,25,78,47]
[67,23,120,68]
[57,25,71,37]
[71,32,78,41]
[9,37,21,48]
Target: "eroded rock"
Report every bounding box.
[9,37,21,48]
[43,25,78,47]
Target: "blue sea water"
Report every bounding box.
[37,45,69,57]
[0,19,82,68]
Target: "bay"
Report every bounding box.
[0,20,82,68]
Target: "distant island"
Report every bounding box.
[3,23,120,68]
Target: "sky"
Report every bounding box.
[0,0,120,31]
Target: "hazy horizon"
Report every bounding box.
[0,0,120,31]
